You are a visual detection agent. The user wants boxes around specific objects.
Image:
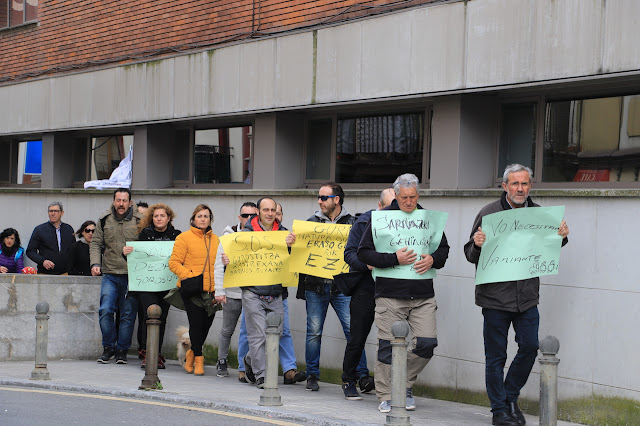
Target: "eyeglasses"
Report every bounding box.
[84,229,95,233]
[240,213,252,218]
[318,195,337,201]
[48,209,62,213]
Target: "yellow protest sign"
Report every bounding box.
[289,220,351,279]
[219,231,290,287]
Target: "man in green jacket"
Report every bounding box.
[90,188,144,365]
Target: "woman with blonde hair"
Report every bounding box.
[168,204,219,376]
[123,203,181,369]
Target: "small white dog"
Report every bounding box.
[175,326,191,367]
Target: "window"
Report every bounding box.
[499,93,640,184]
[194,125,252,184]
[306,111,428,185]
[17,140,41,184]
[90,135,133,180]
[0,0,38,29]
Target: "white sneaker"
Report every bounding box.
[406,387,416,411]
[378,400,392,413]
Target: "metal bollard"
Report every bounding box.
[31,301,50,380]
[139,304,162,390]
[386,320,411,426]
[259,311,282,406]
[539,335,560,426]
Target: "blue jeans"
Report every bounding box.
[99,274,137,351]
[305,285,368,378]
[237,298,297,372]
[483,306,539,413]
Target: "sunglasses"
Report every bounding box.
[318,195,337,201]
[84,229,95,233]
[240,213,252,218]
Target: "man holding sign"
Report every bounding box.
[358,173,449,413]
[464,164,569,426]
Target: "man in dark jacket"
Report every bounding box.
[463,164,569,426]
[241,197,294,389]
[27,201,75,274]
[341,187,395,401]
[292,182,370,392]
[358,173,449,413]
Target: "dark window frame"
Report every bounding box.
[0,0,38,30]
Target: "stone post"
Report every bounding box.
[31,301,50,380]
[259,311,282,406]
[539,335,560,426]
[386,320,411,426]
[139,305,162,390]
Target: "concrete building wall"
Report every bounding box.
[2,0,640,135]
[1,190,638,402]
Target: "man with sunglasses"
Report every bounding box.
[27,201,75,275]
[294,182,372,393]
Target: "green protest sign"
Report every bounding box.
[126,241,178,292]
[371,209,448,280]
[476,206,565,285]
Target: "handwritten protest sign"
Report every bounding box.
[289,220,351,279]
[476,206,565,285]
[219,231,290,287]
[126,241,178,291]
[371,209,448,280]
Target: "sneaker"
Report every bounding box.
[306,375,319,391]
[342,382,362,400]
[238,371,248,383]
[378,400,392,413]
[256,377,265,389]
[158,354,166,370]
[140,349,147,369]
[115,349,128,364]
[243,356,256,384]
[406,388,416,411]
[137,348,145,360]
[283,369,306,384]
[216,358,229,377]
[358,375,375,393]
[97,347,116,364]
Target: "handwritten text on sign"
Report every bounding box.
[219,231,291,287]
[289,220,351,279]
[126,241,178,292]
[371,209,448,280]
[476,206,565,285]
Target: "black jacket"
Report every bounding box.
[343,209,375,295]
[357,201,449,300]
[138,225,181,242]
[69,240,91,276]
[26,221,75,274]
[463,192,568,312]
[296,208,356,299]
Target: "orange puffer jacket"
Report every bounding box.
[169,226,219,293]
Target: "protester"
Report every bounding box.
[340,187,395,400]
[69,221,96,276]
[0,228,25,274]
[27,201,75,274]
[214,202,257,378]
[292,182,371,393]
[123,203,181,370]
[358,173,450,413]
[169,204,219,376]
[464,164,569,426]
[91,189,144,365]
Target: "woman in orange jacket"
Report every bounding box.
[169,204,219,376]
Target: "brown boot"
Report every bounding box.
[184,349,195,374]
[194,356,205,376]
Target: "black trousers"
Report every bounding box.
[137,290,170,352]
[341,286,375,383]
[181,293,215,356]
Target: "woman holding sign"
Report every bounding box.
[123,203,181,370]
[169,204,219,376]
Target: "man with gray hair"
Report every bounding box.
[464,164,569,426]
[358,174,450,413]
[27,201,75,274]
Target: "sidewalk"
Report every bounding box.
[0,359,581,425]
